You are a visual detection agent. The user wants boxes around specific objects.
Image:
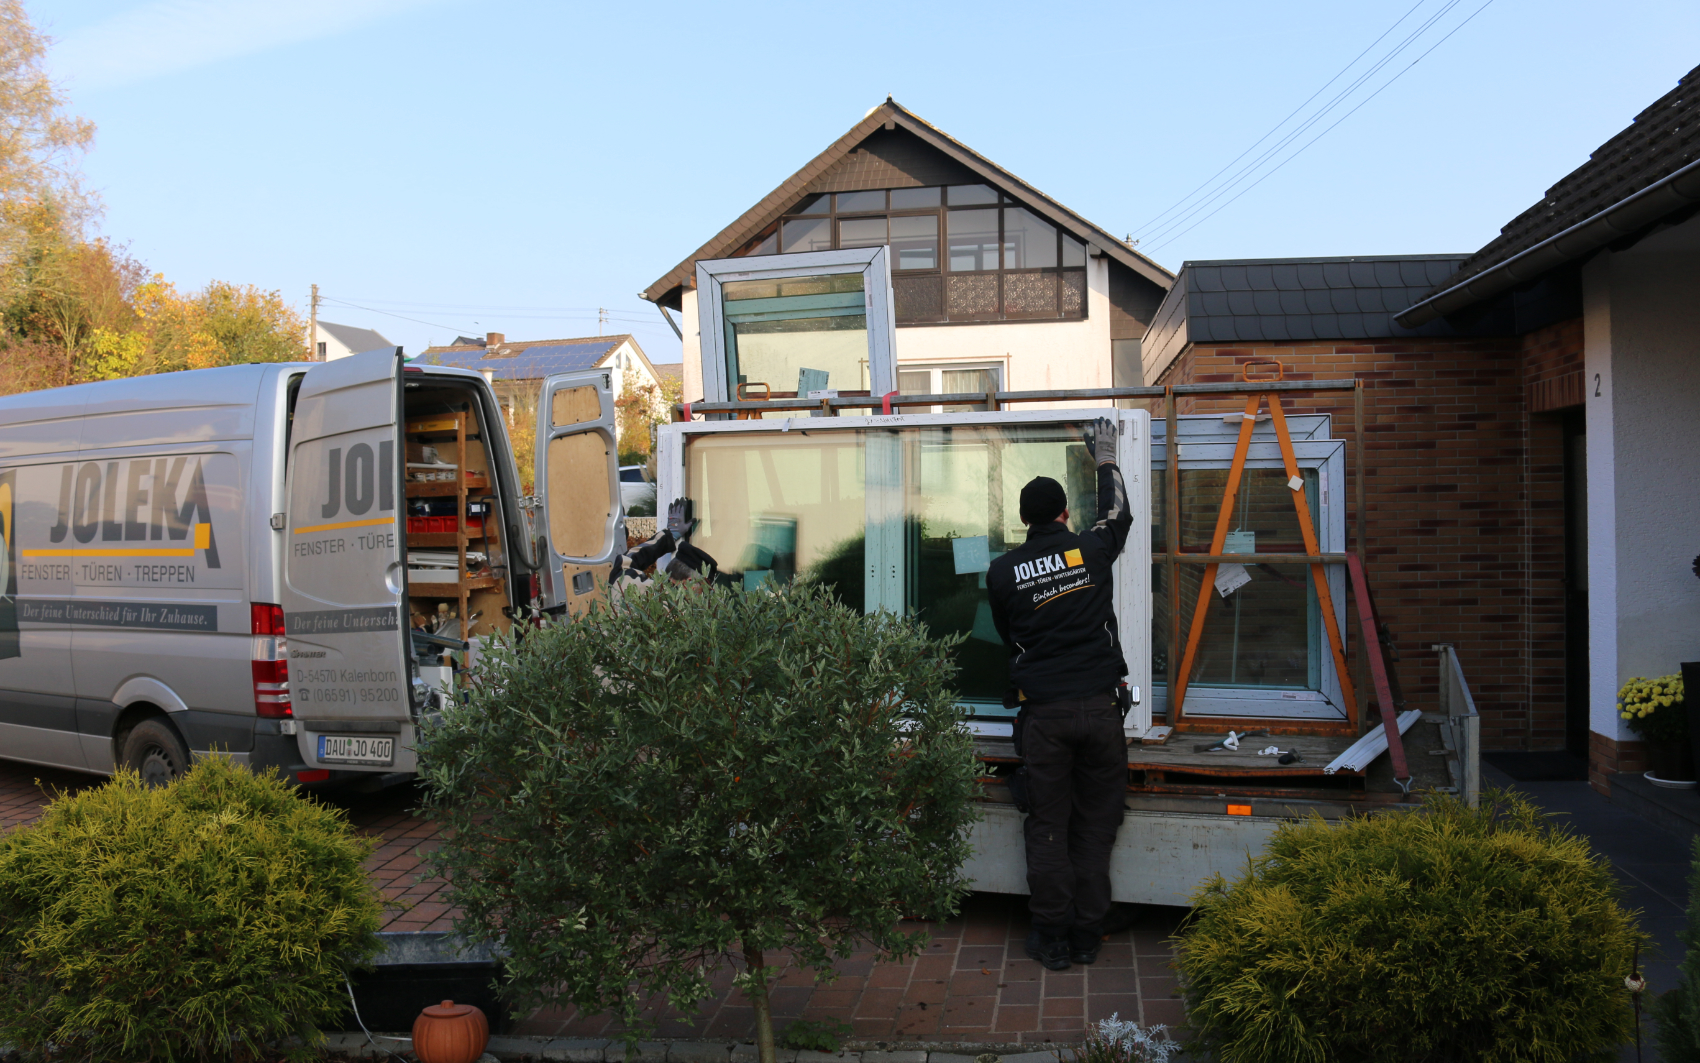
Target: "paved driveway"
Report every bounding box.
[0,758,1184,1046]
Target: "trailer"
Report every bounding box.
[657,380,1480,905]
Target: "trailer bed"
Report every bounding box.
[962,719,1456,905]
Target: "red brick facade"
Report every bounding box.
[1153,318,1585,754]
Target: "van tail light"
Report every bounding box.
[251,603,292,718]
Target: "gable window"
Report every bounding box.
[735,186,1089,327]
[695,247,897,404]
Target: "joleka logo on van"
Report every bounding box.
[30,457,221,568]
[292,442,396,536]
[0,469,18,660]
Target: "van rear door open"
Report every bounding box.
[282,349,413,772]
[536,369,622,617]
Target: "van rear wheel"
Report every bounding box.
[122,719,189,787]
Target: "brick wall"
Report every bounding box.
[1154,321,1584,751]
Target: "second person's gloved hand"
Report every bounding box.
[1087,416,1118,468]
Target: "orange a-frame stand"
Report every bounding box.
[1169,362,1359,736]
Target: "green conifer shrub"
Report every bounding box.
[0,756,384,1062]
[1175,790,1643,1063]
[418,581,983,1063]
[1653,837,1700,1061]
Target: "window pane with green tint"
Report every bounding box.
[900,422,1095,703]
[684,420,1099,708]
[687,431,868,606]
[722,273,868,395]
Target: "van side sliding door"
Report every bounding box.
[281,348,414,773]
[535,369,621,617]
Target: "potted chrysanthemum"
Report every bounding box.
[1621,674,1690,786]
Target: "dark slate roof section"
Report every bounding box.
[1425,64,1700,297]
[1182,256,1467,345]
[1139,254,1582,384]
[421,338,622,381]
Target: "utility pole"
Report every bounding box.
[309,284,320,360]
[598,307,607,336]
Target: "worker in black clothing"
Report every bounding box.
[986,416,1133,972]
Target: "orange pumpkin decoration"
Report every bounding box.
[412,999,489,1063]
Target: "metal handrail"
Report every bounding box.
[1432,643,1482,807]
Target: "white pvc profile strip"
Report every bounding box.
[1323,709,1423,775]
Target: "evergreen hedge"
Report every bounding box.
[1175,790,1643,1063]
[0,757,384,1062]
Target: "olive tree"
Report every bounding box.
[419,582,983,1062]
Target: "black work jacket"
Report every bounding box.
[985,464,1133,705]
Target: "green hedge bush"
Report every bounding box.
[1176,790,1643,1063]
[0,756,383,1062]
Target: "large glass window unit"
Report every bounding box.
[657,410,1150,722]
[733,186,1089,327]
[1148,417,1348,722]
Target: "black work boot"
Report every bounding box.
[1068,924,1104,965]
[1025,925,1071,971]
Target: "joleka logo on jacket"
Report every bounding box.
[1013,548,1084,582]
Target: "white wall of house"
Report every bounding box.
[1584,213,1700,743]
[678,256,1114,409]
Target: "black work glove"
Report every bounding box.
[666,497,696,543]
[1085,416,1118,467]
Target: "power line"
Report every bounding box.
[1129,0,1430,237]
[1138,0,1471,248]
[319,296,478,334]
[1145,0,1498,254]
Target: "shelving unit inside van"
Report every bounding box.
[403,408,502,637]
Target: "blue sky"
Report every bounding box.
[31,0,1700,364]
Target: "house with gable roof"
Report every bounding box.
[418,331,664,444]
[641,99,1173,407]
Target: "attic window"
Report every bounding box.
[736,185,1088,326]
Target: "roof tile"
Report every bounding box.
[1220,265,1251,291]
[1271,263,1302,290]
[1245,264,1275,290]
[1226,290,1257,315]
[1347,261,1378,287]
[1192,267,1225,293]
[1425,63,1700,296]
[1252,290,1282,315]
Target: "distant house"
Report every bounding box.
[641,98,1172,408]
[416,331,665,439]
[316,321,394,361]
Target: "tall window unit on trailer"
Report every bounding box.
[655,408,1152,734]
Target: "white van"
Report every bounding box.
[0,349,624,785]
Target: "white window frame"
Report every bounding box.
[895,361,1007,414]
[656,407,1153,736]
[1149,436,1349,722]
[695,247,898,404]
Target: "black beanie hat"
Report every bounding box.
[1019,476,1068,525]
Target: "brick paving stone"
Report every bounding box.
[0,758,1189,1045]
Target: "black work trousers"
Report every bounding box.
[1019,694,1127,929]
